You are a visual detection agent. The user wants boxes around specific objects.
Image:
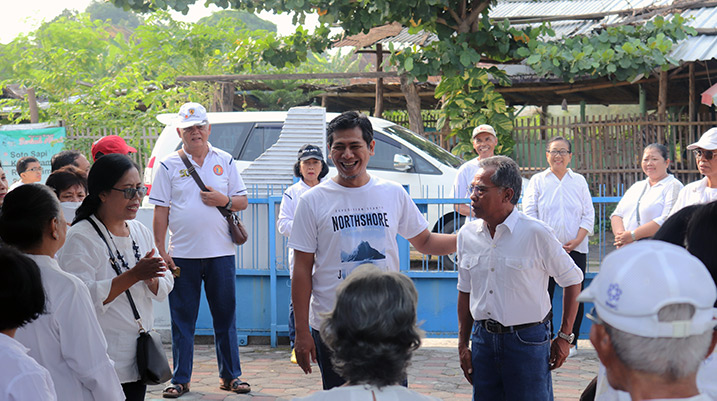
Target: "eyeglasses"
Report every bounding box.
[547,150,571,156]
[469,185,501,196]
[693,149,715,161]
[26,167,42,173]
[585,307,603,325]
[112,186,148,199]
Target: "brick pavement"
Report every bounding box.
[146,339,599,400]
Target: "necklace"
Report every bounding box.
[101,220,141,271]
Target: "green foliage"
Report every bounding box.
[198,9,276,32]
[524,15,696,82]
[86,0,144,30]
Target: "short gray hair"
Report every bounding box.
[605,303,713,380]
[320,264,423,387]
[478,156,522,204]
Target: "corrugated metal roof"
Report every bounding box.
[375,27,438,46]
[490,0,717,62]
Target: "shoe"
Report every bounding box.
[162,383,189,398]
[568,345,577,358]
[291,348,298,364]
[220,377,251,394]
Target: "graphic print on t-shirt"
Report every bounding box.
[331,206,388,279]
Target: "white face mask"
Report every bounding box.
[61,202,82,225]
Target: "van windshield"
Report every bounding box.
[382,125,463,168]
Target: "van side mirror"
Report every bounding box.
[393,154,413,172]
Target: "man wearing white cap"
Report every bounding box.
[579,240,717,401]
[452,124,498,217]
[149,102,250,397]
[670,127,717,214]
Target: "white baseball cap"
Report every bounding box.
[686,127,717,151]
[577,240,717,338]
[472,124,496,139]
[176,102,209,129]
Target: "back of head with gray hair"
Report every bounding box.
[604,303,713,381]
[478,155,522,204]
[320,264,423,387]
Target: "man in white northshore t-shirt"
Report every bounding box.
[288,111,457,390]
[452,124,498,218]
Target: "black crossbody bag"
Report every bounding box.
[87,217,172,385]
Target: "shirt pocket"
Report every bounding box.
[460,255,490,283]
[503,257,538,290]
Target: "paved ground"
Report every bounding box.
[146,339,599,400]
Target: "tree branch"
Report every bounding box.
[436,17,459,31]
[466,0,490,28]
[447,7,463,27]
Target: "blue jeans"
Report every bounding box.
[471,319,553,401]
[169,256,242,384]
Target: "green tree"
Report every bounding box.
[198,10,276,32]
[108,0,694,159]
[86,0,144,30]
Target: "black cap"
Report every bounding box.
[298,144,323,161]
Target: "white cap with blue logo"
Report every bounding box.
[577,240,717,338]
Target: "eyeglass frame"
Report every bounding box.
[24,167,43,173]
[693,149,715,161]
[468,185,502,196]
[111,186,148,199]
[585,307,604,326]
[547,150,571,156]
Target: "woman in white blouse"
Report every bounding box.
[611,143,683,247]
[58,154,174,401]
[670,127,717,214]
[523,136,594,354]
[0,184,124,401]
[277,144,328,362]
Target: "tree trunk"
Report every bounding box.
[400,74,424,135]
[27,88,39,123]
[374,44,384,118]
[211,82,234,112]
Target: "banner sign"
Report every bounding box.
[0,126,66,185]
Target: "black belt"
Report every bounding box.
[478,314,551,334]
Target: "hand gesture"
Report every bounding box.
[200,185,228,207]
[131,249,167,281]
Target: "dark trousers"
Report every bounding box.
[547,251,586,345]
[121,381,146,401]
[169,255,242,384]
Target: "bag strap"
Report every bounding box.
[178,149,233,219]
[86,217,145,332]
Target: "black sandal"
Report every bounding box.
[220,377,251,394]
[162,383,189,398]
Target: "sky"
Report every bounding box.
[1,0,318,43]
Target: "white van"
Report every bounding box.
[142,111,465,268]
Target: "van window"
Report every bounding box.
[368,133,410,171]
[239,124,283,161]
[383,125,463,168]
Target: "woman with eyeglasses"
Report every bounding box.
[523,136,594,356]
[610,143,683,248]
[670,127,717,215]
[57,154,174,401]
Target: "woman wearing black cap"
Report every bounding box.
[277,144,329,363]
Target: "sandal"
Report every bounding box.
[220,377,251,394]
[162,383,189,398]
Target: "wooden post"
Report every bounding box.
[658,70,668,142]
[399,74,424,136]
[374,44,384,118]
[27,88,39,123]
[689,62,695,140]
[639,84,647,116]
[211,82,234,112]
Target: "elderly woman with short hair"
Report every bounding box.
[292,264,438,401]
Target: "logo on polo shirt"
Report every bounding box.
[213,165,223,175]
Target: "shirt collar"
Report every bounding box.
[547,168,575,179]
[476,207,519,234]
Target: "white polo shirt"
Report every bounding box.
[0,333,57,401]
[149,143,247,258]
[611,175,683,231]
[456,208,584,326]
[523,168,595,254]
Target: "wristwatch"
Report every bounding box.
[557,331,575,343]
[223,197,232,211]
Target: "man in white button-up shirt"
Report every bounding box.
[456,156,583,401]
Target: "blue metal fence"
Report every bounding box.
[193,192,619,347]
